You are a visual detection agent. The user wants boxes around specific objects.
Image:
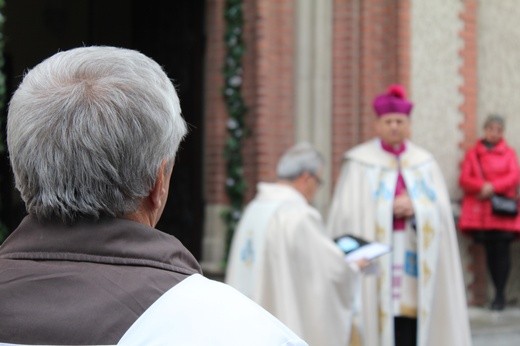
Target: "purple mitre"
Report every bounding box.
[373,84,413,117]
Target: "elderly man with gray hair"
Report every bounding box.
[226,142,364,346]
[0,46,307,346]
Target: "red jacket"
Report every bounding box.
[458,139,520,232]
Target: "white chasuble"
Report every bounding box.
[226,190,284,299]
[327,139,471,346]
[227,183,359,346]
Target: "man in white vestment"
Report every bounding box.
[226,142,364,346]
[327,85,472,346]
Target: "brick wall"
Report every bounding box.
[207,0,412,204]
[459,0,478,152]
[204,0,414,266]
[458,0,484,306]
[245,0,295,201]
[331,0,361,183]
[204,0,296,206]
[202,0,296,268]
[331,0,410,183]
[204,0,228,205]
[397,0,411,91]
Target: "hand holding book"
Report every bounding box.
[334,234,391,263]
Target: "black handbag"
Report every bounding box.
[476,154,518,217]
[491,194,518,216]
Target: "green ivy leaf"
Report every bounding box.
[222,0,247,265]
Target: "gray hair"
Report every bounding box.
[7,46,188,222]
[276,142,324,180]
[484,114,505,129]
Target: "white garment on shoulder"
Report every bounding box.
[118,274,307,346]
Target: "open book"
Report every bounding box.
[334,234,391,263]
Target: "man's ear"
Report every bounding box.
[149,160,170,210]
[299,171,313,183]
[292,172,310,192]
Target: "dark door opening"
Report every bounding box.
[1,0,205,258]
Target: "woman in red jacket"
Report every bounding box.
[459,114,520,310]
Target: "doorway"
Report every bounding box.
[1,0,205,258]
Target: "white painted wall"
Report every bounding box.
[410,0,464,200]
[478,2,520,151]
[410,0,473,301]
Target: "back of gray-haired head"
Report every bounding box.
[276,142,324,180]
[484,114,505,128]
[7,46,188,223]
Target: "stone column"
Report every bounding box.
[295,0,333,214]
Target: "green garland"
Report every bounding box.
[222,0,247,263]
[0,0,6,242]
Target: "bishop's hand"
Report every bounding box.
[393,193,414,218]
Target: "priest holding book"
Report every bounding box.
[327,85,471,346]
[226,142,368,346]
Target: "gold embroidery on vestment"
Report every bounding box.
[377,276,383,291]
[421,308,428,321]
[400,304,418,318]
[422,220,434,249]
[422,261,431,285]
[376,223,386,241]
[378,308,388,333]
[349,324,362,346]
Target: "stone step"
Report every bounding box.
[470,307,520,346]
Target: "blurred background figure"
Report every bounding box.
[459,114,520,311]
[226,142,365,346]
[327,85,471,346]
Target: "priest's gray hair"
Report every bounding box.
[7,46,188,223]
[276,142,324,180]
